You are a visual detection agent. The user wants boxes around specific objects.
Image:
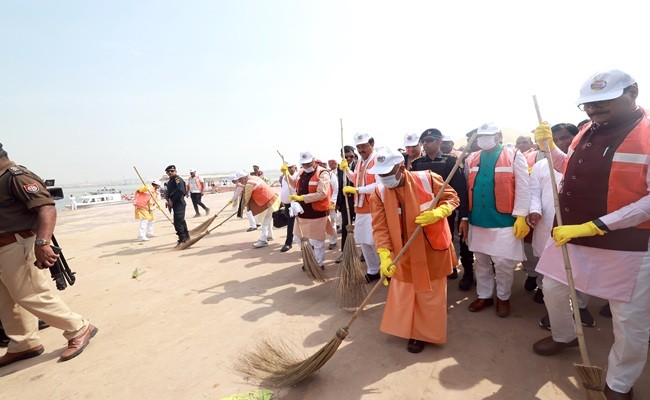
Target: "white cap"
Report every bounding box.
[441,134,453,142]
[353,132,371,145]
[576,69,636,105]
[299,151,314,164]
[232,170,248,180]
[368,147,405,175]
[189,168,196,173]
[151,179,161,186]
[476,123,500,136]
[403,133,420,147]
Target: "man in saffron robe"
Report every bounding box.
[369,147,459,353]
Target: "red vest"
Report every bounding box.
[466,147,517,214]
[353,155,377,214]
[568,112,650,229]
[296,166,332,212]
[248,175,276,215]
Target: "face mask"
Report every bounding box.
[303,166,314,173]
[477,135,497,150]
[380,169,401,188]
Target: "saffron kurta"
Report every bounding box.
[370,171,459,343]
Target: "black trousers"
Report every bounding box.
[283,203,295,246]
[173,202,189,241]
[448,211,474,275]
[339,201,356,251]
[190,192,208,214]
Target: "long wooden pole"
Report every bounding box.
[340,118,353,227]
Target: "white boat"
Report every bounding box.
[74,191,130,208]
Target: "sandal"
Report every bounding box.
[407,339,425,353]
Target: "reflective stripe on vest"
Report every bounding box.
[354,154,377,213]
[466,147,517,214]
[296,166,331,212]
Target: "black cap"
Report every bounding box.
[420,128,442,142]
[465,128,478,138]
[165,165,176,172]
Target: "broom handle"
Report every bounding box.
[340,118,353,227]
[206,211,238,234]
[343,130,479,329]
[533,95,591,366]
[133,166,174,225]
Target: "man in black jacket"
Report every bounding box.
[165,165,189,245]
[335,146,357,263]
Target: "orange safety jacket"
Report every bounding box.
[247,175,277,215]
[466,147,517,214]
[133,186,152,209]
[295,166,332,212]
[568,112,650,229]
[353,156,377,214]
[375,170,452,250]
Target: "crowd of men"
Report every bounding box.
[1,68,647,399]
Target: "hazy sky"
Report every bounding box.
[2,1,648,184]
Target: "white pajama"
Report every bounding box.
[309,239,326,266]
[258,209,274,242]
[474,252,518,301]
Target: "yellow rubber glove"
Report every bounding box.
[415,204,453,226]
[330,201,335,210]
[342,186,357,195]
[378,247,395,286]
[513,216,531,239]
[552,221,606,246]
[280,163,289,175]
[339,159,349,171]
[227,200,233,206]
[289,194,304,202]
[534,122,556,151]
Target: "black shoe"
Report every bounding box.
[328,243,336,250]
[194,213,200,218]
[533,288,545,304]
[246,227,257,232]
[447,267,458,280]
[205,208,210,215]
[365,273,380,283]
[539,314,551,330]
[458,273,474,291]
[280,244,292,253]
[599,303,612,318]
[256,224,261,227]
[335,255,343,264]
[38,320,49,330]
[579,308,595,327]
[524,276,538,292]
[360,253,365,262]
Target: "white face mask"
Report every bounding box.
[379,168,401,188]
[303,166,314,173]
[477,135,497,150]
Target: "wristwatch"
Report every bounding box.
[35,238,50,246]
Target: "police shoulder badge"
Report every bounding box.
[8,166,23,176]
[23,183,40,193]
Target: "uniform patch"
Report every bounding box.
[8,166,23,175]
[23,183,40,193]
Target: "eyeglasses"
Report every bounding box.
[344,155,355,160]
[166,170,175,173]
[577,99,614,112]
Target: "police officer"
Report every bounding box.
[164,165,189,245]
[0,143,97,367]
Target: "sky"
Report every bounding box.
[1,0,649,185]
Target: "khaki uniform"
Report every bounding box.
[0,161,88,353]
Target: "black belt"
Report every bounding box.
[0,230,34,247]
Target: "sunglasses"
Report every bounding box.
[166,170,175,173]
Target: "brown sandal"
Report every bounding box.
[407,339,425,353]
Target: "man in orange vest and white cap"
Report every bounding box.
[465,123,531,318]
[532,69,649,399]
[369,147,459,353]
[340,133,382,282]
[233,170,280,248]
[284,151,335,268]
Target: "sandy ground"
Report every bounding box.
[1,191,647,400]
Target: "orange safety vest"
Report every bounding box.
[295,166,332,212]
[188,176,205,193]
[568,112,650,229]
[524,149,540,168]
[353,155,377,214]
[133,186,152,208]
[375,170,451,250]
[466,147,517,214]
[248,175,276,214]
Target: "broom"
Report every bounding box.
[236,131,479,387]
[133,166,174,225]
[177,211,237,250]
[335,118,368,310]
[277,150,327,283]
[189,202,230,236]
[533,95,606,399]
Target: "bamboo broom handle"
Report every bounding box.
[340,118,353,226]
[533,95,591,366]
[343,131,479,329]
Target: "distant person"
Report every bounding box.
[402,133,422,171]
[326,159,339,250]
[335,146,357,263]
[279,163,298,252]
[0,142,98,368]
[164,165,189,246]
[234,170,280,248]
[251,165,264,178]
[69,194,77,210]
[186,169,209,217]
[133,180,161,241]
[441,134,462,158]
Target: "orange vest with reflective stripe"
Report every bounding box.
[296,166,332,212]
[248,175,276,210]
[568,112,650,229]
[466,147,517,214]
[354,156,377,214]
[376,171,452,250]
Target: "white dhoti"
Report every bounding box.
[354,213,380,274]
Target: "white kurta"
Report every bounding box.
[528,159,562,256]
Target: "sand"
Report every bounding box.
[0,191,647,399]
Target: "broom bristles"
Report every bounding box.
[189,214,218,235]
[574,363,607,399]
[235,328,348,387]
[301,240,327,282]
[178,232,207,250]
[336,230,367,310]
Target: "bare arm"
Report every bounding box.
[33,205,59,268]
